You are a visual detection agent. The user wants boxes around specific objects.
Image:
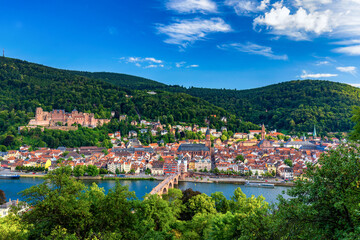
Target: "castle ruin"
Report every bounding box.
[28,107,111,128]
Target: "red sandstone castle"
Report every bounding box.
[28,107,111,128]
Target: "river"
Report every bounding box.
[0,178,290,204]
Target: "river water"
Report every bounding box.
[0,178,290,204]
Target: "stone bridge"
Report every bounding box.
[149,172,184,195]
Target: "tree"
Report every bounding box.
[145,168,151,175]
[284,159,293,167]
[211,192,230,214]
[19,166,139,239]
[185,193,217,219]
[0,214,30,240]
[137,194,178,238]
[115,168,120,175]
[102,148,109,155]
[62,151,69,157]
[0,145,7,152]
[350,106,360,140]
[220,134,227,142]
[85,165,99,177]
[73,165,85,177]
[235,155,245,163]
[275,143,360,239]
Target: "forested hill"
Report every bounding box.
[0,57,259,145]
[86,71,360,133]
[70,71,166,90]
[168,81,360,133]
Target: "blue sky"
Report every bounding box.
[1,0,360,89]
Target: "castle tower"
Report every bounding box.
[35,107,44,121]
[261,124,266,140]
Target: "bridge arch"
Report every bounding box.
[173,177,178,185]
[162,187,168,194]
[168,181,173,189]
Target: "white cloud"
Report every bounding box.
[316,61,330,65]
[253,2,333,40]
[166,0,217,13]
[301,70,338,78]
[225,0,270,15]
[336,66,357,75]
[120,57,165,68]
[187,64,199,68]
[333,39,360,45]
[157,18,232,47]
[253,0,360,44]
[333,45,360,56]
[145,57,163,64]
[144,64,165,68]
[218,42,288,60]
[176,61,186,67]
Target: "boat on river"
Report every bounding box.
[245,181,274,188]
[0,174,20,179]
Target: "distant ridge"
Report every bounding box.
[0,57,259,143]
[1,56,359,133]
[72,71,360,133]
[70,71,166,90]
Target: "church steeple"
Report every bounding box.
[205,127,211,152]
[313,125,317,138]
[261,124,265,140]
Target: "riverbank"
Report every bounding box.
[17,174,294,186]
[180,177,295,187]
[20,174,46,178]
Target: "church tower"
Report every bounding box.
[261,124,266,140]
[205,128,211,151]
[313,125,317,138]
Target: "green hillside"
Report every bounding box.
[171,81,360,133]
[0,57,259,149]
[88,71,360,133]
[71,71,166,90]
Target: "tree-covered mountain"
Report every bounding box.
[71,71,166,90]
[170,81,360,133]
[85,71,360,133]
[0,57,259,149]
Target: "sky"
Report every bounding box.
[1,0,360,89]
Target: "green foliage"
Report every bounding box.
[85,165,99,176]
[0,57,258,149]
[101,73,359,132]
[73,165,86,177]
[0,214,30,240]
[275,143,360,239]
[235,155,245,163]
[4,144,360,240]
[284,159,293,167]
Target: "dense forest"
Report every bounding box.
[1,142,360,239]
[71,71,166,90]
[86,71,360,133]
[0,57,258,150]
